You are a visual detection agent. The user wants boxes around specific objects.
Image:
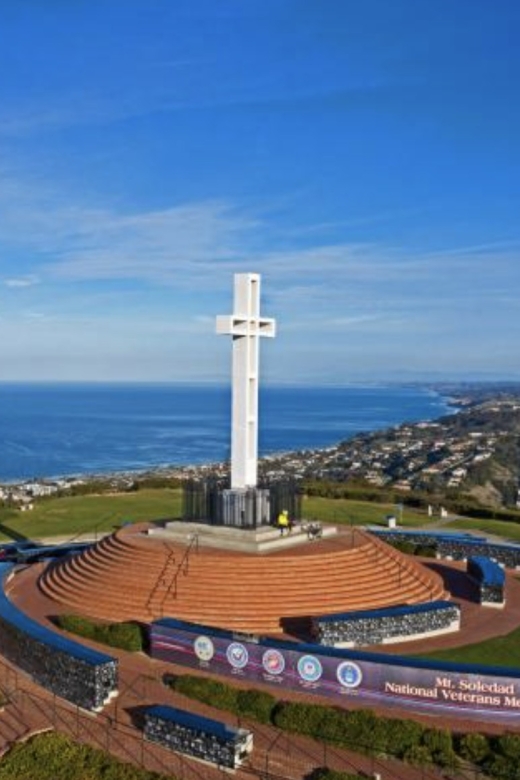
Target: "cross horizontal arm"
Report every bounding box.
[216,315,276,338]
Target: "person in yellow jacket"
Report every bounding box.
[277,509,290,536]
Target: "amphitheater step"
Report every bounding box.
[38,523,448,635]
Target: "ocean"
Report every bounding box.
[0,383,454,483]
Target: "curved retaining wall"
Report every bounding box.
[468,556,506,607]
[0,563,118,710]
[370,528,520,568]
[312,600,461,647]
[151,617,520,724]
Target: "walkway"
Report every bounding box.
[0,560,493,779]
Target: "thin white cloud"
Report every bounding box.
[22,310,46,320]
[0,172,258,287]
[47,202,259,284]
[0,168,518,342]
[0,61,398,139]
[421,239,520,258]
[327,314,384,327]
[0,83,188,137]
[4,274,40,288]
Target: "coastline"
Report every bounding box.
[0,384,460,488]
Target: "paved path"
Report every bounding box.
[373,558,520,655]
[1,560,480,779]
[4,547,520,776]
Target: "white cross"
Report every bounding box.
[216,273,276,489]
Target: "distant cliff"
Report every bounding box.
[258,386,520,510]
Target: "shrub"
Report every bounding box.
[403,744,433,766]
[58,614,96,640]
[170,675,238,712]
[272,703,400,757]
[106,622,143,652]
[495,733,520,760]
[414,544,437,557]
[163,671,469,774]
[313,708,351,745]
[421,728,458,769]
[484,731,520,778]
[457,732,490,764]
[272,701,329,737]
[392,540,415,555]
[0,731,173,780]
[483,753,520,780]
[57,614,143,652]
[235,689,276,723]
[386,718,423,758]
[170,676,276,722]
[341,709,381,753]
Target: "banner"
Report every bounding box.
[151,619,520,723]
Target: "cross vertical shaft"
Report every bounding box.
[216,273,276,489]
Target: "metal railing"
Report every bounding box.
[0,657,489,780]
[171,532,199,599]
[145,544,177,616]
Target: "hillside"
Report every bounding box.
[259,387,520,509]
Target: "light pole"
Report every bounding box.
[396,502,403,525]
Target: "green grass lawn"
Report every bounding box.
[302,496,427,526]
[440,517,520,543]
[2,488,520,545]
[412,624,520,668]
[0,488,183,542]
[0,491,431,544]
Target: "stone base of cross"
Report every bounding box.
[220,487,271,529]
[181,478,301,530]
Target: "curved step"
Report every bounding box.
[38,525,448,635]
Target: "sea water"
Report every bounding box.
[0,383,454,482]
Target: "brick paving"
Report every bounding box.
[373,559,520,654]
[3,554,520,778]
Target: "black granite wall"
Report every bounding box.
[314,603,460,647]
[0,614,117,710]
[144,707,252,769]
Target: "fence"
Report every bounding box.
[0,656,491,780]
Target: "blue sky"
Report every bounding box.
[0,1,519,383]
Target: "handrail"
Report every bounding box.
[172,533,199,598]
[370,531,441,599]
[145,544,177,616]
[146,533,200,617]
